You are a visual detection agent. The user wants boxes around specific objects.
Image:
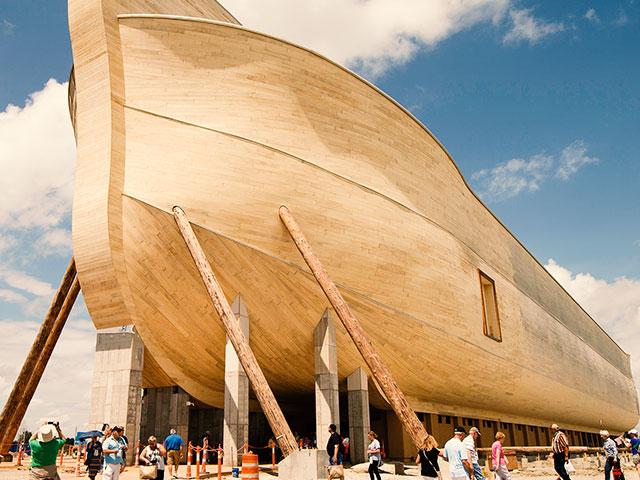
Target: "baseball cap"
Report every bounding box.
[469,427,481,435]
[629,429,638,435]
[454,426,466,435]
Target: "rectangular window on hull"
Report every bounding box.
[479,271,502,342]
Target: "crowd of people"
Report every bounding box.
[324,422,640,480]
[24,418,640,480]
[25,422,186,480]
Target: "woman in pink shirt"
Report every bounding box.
[492,432,511,480]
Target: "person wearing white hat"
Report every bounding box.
[628,429,639,479]
[600,430,618,480]
[463,427,484,480]
[28,422,66,480]
[551,424,571,480]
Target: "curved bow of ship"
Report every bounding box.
[68,0,638,437]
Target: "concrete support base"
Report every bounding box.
[347,368,370,465]
[89,326,144,465]
[315,309,340,464]
[223,295,250,466]
[278,449,327,480]
[140,386,189,443]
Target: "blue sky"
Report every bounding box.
[0,0,638,431]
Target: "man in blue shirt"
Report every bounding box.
[164,428,185,478]
[102,426,127,480]
[443,427,472,480]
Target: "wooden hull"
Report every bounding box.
[69,1,638,433]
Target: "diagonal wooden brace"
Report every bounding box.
[0,258,78,453]
[279,205,429,449]
[172,206,299,457]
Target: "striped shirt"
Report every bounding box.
[552,431,569,454]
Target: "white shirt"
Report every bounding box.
[143,446,165,470]
[443,437,469,479]
[463,435,479,464]
[368,439,381,462]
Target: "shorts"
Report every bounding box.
[167,450,182,465]
[102,464,121,480]
[632,454,639,466]
[29,465,61,480]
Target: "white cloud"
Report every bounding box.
[584,8,599,23]
[615,9,629,26]
[224,0,511,78]
[1,19,15,36]
[0,289,28,304]
[0,79,75,230]
[472,140,598,202]
[503,8,565,44]
[0,315,95,435]
[545,259,640,402]
[555,140,599,180]
[472,154,553,201]
[0,267,53,297]
[35,228,72,256]
[0,234,17,254]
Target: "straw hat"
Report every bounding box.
[36,424,58,443]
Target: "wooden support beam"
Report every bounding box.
[0,258,76,453]
[172,206,298,457]
[278,205,429,449]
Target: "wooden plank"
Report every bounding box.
[0,259,76,453]
[172,206,298,457]
[278,205,428,449]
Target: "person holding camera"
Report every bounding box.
[139,435,167,479]
[28,422,65,480]
[102,426,127,480]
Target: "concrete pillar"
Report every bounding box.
[315,309,340,458]
[89,326,144,465]
[140,387,189,444]
[347,367,370,464]
[223,295,250,466]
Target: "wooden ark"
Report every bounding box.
[68,0,638,439]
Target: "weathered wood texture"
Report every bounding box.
[0,259,76,453]
[279,205,428,448]
[68,0,638,434]
[172,206,298,457]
